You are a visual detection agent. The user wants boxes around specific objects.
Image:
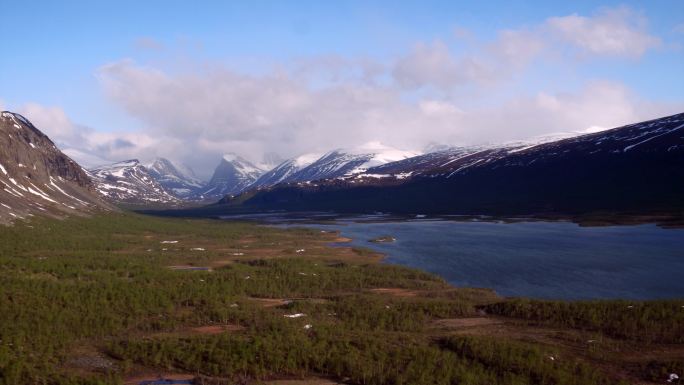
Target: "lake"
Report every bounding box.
[325,220,684,300]
[223,214,684,300]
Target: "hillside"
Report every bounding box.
[0,111,107,223]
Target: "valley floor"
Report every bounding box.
[0,214,682,384]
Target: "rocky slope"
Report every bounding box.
[0,111,107,223]
[89,160,179,205]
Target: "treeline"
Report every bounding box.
[484,299,684,343]
[109,329,621,385]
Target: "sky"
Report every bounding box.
[1,0,683,178]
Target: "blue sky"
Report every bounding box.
[1,1,683,175]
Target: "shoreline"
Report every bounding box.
[211,210,684,229]
[286,220,684,302]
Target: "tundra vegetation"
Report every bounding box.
[0,214,682,384]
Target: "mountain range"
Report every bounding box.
[83,142,423,205]
[88,160,180,205]
[2,110,683,220]
[220,112,684,216]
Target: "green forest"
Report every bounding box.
[0,214,681,384]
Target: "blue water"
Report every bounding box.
[291,219,684,300]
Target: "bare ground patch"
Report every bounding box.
[432,317,503,329]
[369,288,420,297]
[145,324,245,339]
[249,297,293,308]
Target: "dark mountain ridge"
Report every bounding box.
[219,112,684,216]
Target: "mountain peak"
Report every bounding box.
[146,157,203,199]
[193,155,265,200]
[222,153,245,163]
[116,159,141,166]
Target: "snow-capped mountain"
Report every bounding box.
[194,154,265,199]
[146,158,203,198]
[362,133,584,180]
[250,153,322,190]
[224,112,684,216]
[0,111,107,223]
[286,142,420,183]
[364,145,506,178]
[89,160,179,205]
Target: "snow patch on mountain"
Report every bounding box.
[146,158,203,199]
[89,160,179,204]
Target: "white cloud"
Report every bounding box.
[8,6,677,179]
[390,6,662,92]
[98,60,435,175]
[13,103,173,169]
[93,58,683,177]
[490,29,546,68]
[419,100,463,116]
[17,103,84,143]
[16,71,681,179]
[392,40,493,91]
[545,7,661,57]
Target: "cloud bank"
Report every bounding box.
[14,6,682,178]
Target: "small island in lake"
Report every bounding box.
[370,235,397,243]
